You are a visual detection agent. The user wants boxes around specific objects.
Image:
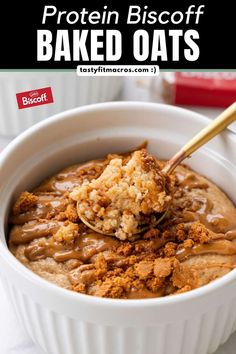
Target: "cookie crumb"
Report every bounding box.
[53,222,79,243]
[188,222,211,244]
[13,191,38,215]
[154,258,173,278]
[172,263,198,289]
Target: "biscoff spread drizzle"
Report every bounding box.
[8,152,236,299]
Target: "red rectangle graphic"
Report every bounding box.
[174,72,236,108]
[16,87,54,109]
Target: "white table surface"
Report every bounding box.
[0,76,236,354]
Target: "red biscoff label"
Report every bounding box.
[174,72,236,108]
[16,87,54,109]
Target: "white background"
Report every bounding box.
[0,76,236,354]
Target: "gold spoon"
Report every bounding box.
[77,102,236,236]
[162,102,236,175]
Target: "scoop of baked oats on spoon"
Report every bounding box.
[70,149,172,240]
[71,102,236,240]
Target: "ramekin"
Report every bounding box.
[0,102,236,354]
[0,72,123,136]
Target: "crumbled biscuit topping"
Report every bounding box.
[53,222,79,243]
[67,221,219,298]
[13,191,38,215]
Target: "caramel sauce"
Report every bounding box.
[24,232,236,263]
[10,195,66,225]
[35,160,106,194]
[25,232,120,262]
[9,161,236,266]
[10,221,63,245]
[179,173,209,190]
[176,239,236,262]
[176,171,236,234]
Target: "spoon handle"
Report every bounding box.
[163,102,236,175]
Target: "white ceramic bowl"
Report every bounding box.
[0,72,123,136]
[0,102,236,354]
